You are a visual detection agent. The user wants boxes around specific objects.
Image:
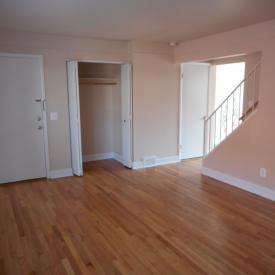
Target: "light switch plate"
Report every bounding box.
[50,112,58,121]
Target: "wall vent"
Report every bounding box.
[143,156,157,168]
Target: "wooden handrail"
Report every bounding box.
[239,101,259,121]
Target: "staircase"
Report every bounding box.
[203,63,260,156]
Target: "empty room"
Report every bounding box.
[0,0,275,274]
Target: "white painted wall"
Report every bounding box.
[0,31,180,174]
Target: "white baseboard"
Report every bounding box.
[132,155,180,169]
[49,168,73,179]
[83,152,114,162]
[113,152,123,163]
[132,161,144,169]
[156,155,180,166]
[83,152,123,164]
[202,166,275,202]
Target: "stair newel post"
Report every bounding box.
[203,116,207,156]
[232,90,235,131]
[213,112,216,149]
[220,105,222,143]
[252,66,257,113]
[238,85,242,125]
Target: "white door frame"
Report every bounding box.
[67,59,134,172]
[121,63,133,168]
[0,52,50,178]
[178,64,184,159]
[178,62,210,160]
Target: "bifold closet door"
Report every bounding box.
[121,64,133,168]
[67,61,83,176]
[0,54,47,183]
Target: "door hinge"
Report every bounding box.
[42,99,46,111]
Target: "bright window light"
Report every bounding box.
[215,62,245,108]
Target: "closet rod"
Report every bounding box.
[79,77,118,85]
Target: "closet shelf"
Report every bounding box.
[79,77,118,85]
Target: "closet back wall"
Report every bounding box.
[79,63,122,159]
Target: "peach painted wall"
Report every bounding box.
[131,41,180,161]
[0,31,181,171]
[175,19,275,190]
[0,30,129,171]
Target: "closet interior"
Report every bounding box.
[78,62,123,165]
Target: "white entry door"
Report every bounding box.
[67,61,83,176]
[180,63,209,159]
[121,64,133,168]
[0,54,47,183]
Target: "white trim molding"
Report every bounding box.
[132,161,144,169]
[133,155,180,170]
[83,152,123,164]
[49,169,73,179]
[83,152,113,162]
[202,166,275,202]
[113,153,123,163]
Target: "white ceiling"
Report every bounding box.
[0,0,275,42]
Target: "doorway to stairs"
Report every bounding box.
[179,52,260,160]
[210,62,245,145]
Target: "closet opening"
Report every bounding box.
[67,61,133,176]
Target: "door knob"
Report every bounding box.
[38,125,43,130]
[37,116,42,121]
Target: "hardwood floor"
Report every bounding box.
[1,159,275,275]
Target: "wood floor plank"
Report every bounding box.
[1,159,275,274]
